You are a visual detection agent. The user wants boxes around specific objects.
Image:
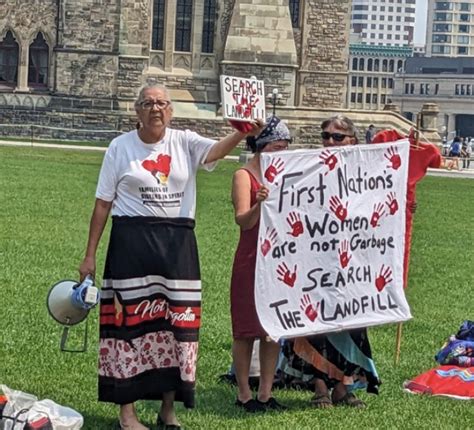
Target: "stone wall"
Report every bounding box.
[0,93,419,147]
[0,0,359,141]
[118,0,150,55]
[117,56,148,99]
[297,0,350,107]
[59,0,120,51]
[0,0,56,44]
[55,52,118,97]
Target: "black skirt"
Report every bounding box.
[98,216,201,407]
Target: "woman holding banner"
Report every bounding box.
[293,115,381,409]
[230,116,291,413]
[78,83,264,430]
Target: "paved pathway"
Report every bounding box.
[1,139,473,178]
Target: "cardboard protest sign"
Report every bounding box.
[255,141,412,340]
[220,75,265,122]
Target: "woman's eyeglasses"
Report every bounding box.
[321,132,352,142]
[140,100,171,110]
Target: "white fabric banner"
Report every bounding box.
[255,141,412,340]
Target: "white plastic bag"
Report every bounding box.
[0,385,83,430]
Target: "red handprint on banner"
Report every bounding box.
[276,262,297,288]
[319,150,338,175]
[286,212,304,237]
[300,294,319,322]
[338,239,352,269]
[385,146,402,170]
[375,265,393,292]
[233,93,259,119]
[385,192,399,215]
[329,196,348,222]
[264,158,284,183]
[370,202,386,228]
[260,227,278,257]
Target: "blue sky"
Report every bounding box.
[415,0,428,44]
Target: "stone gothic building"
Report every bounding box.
[0,0,417,143]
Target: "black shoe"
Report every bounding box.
[235,398,266,413]
[255,397,287,411]
[157,415,182,430]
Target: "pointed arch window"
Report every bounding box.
[289,0,300,28]
[201,0,216,53]
[175,0,193,52]
[0,31,19,86]
[152,0,165,50]
[28,33,49,87]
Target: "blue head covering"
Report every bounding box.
[246,116,291,153]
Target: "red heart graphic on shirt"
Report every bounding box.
[155,154,171,176]
[142,159,159,174]
[142,154,172,176]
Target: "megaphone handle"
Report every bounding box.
[60,319,89,353]
[60,326,70,351]
[83,316,89,352]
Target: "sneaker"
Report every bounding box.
[255,397,287,411]
[235,398,266,413]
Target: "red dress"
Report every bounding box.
[372,130,442,287]
[230,169,267,339]
[403,142,442,286]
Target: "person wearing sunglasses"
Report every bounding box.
[293,115,380,409]
[229,116,291,413]
[78,83,265,430]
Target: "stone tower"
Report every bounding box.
[221,0,351,108]
[222,0,298,106]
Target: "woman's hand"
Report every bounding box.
[79,256,96,282]
[229,118,266,136]
[256,185,269,203]
[245,118,266,137]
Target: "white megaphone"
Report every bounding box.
[47,274,100,352]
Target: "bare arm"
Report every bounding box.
[232,169,269,231]
[205,120,266,163]
[78,198,113,281]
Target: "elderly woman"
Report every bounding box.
[293,115,380,409]
[230,116,290,413]
[78,84,264,430]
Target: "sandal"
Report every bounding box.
[310,394,333,409]
[332,392,366,408]
[157,415,181,430]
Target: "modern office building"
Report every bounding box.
[391,56,474,137]
[347,43,412,110]
[351,0,416,47]
[426,0,474,57]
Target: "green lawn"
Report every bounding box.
[0,147,472,429]
[0,137,243,155]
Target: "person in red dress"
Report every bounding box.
[230,116,291,413]
[371,129,442,287]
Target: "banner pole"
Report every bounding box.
[394,322,403,365]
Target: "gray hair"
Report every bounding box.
[321,115,359,143]
[134,83,171,108]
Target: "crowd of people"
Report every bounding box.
[78,84,437,429]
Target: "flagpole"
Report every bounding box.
[394,322,403,365]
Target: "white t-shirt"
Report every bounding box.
[96,128,216,219]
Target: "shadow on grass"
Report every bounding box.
[80,412,119,430]
[193,383,310,418]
